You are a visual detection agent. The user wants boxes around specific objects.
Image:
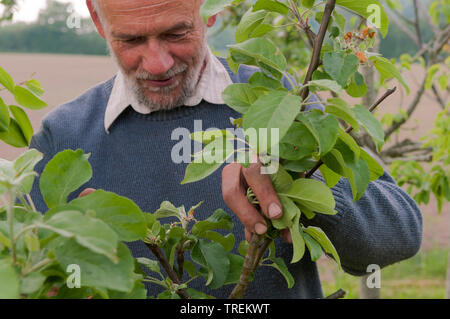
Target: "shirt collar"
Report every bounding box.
[104,46,233,133]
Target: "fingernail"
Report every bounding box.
[268,203,282,219]
[255,223,267,235]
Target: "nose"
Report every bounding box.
[141,39,175,76]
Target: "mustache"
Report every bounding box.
[135,63,188,81]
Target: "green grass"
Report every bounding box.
[318,246,449,299]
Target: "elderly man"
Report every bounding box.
[29,0,422,299]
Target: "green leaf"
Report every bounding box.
[190,129,235,145]
[69,190,147,242]
[296,110,339,156]
[137,257,162,275]
[13,86,47,110]
[53,239,136,292]
[319,164,341,188]
[9,105,33,144]
[353,104,385,151]
[39,210,119,262]
[182,139,235,184]
[228,38,287,80]
[270,165,293,193]
[279,122,318,161]
[0,66,15,93]
[272,195,299,230]
[336,0,389,37]
[40,149,92,209]
[370,56,410,94]
[21,272,46,295]
[323,52,359,87]
[265,257,294,288]
[302,0,316,8]
[303,226,341,269]
[0,118,28,148]
[338,128,360,158]
[253,0,289,14]
[360,148,384,181]
[200,231,235,252]
[325,98,359,131]
[289,213,305,263]
[238,240,249,256]
[0,97,10,132]
[346,72,367,98]
[0,259,20,298]
[152,200,180,220]
[283,157,317,173]
[248,71,283,90]
[303,232,323,261]
[243,91,302,153]
[25,79,44,97]
[192,209,234,235]
[191,239,230,289]
[222,83,260,114]
[13,148,43,194]
[200,0,236,23]
[235,8,269,43]
[281,178,337,215]
[307,79,343,94]
[224,254,245,285]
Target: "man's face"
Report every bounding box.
[94,0,208,111]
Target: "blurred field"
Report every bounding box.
[0,52,448,298]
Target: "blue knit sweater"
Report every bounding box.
[29,57,422,299]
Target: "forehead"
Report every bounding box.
[101,0,201,34]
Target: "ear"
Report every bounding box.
[206,14,218,28]
[86,0,106,39]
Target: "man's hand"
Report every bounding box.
[222,161,292,243]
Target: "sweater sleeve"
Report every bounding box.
[306,170,423,276]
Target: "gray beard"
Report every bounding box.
[109,41,208,112]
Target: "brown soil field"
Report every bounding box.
[0,52,448,249]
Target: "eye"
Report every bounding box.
[166,32,187,40]
[123,37,145,44]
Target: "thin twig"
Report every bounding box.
[146,243,190,299]
[325,288,347,299]
[300,0,336,105]
[229,233,264,299]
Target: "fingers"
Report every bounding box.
[241,161,283,220]
[78,188,96,198]
[222,163,268,236]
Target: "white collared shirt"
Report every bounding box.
[104,46,233,133]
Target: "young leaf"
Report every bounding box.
[235,8,269,43]
[370,56,410,94]
[353,104,385,151]
[319,164,341,188]
[346,72,367,98]
[253,0,289,15]
[282,178,337,215]
[303,226,341,269]
[296,110,339,156]
[265,257,295,288]
[40,149,92,209]
[0,97,10,132]
[192,209,234,236]
[191,239,230,289]
[200,0,237,23]
[53,239,136,292]
[0,259,20,298]
[243,91,302,153]
[289,214,305,263]
[0,118,28,148]
[307,79,343,94]
[0,66,15,93]
[323,51,359,87]
[69,189,147,242]
[326,98,359,131]
[13,86,47,110]
[222,83,260,114]
[303,232,323,261]
[272,195,299,230]
[39,210,119,262]
[9,105,33,144]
